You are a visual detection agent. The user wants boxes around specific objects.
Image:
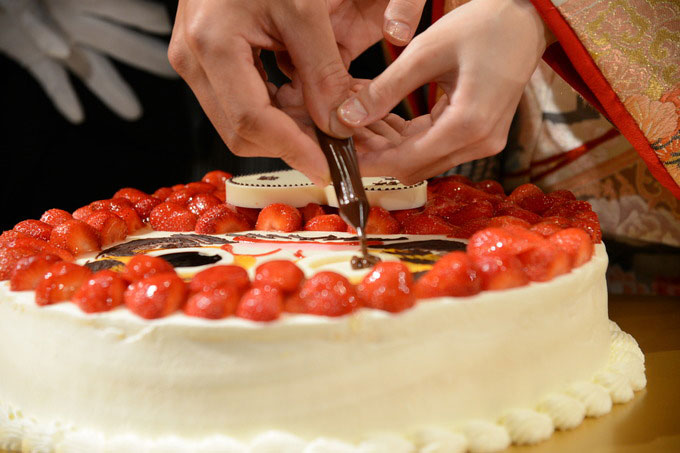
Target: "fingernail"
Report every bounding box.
[385,20,411,43]
[338,98,368,126]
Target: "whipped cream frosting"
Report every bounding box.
[0,233,646,453]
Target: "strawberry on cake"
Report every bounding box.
[0,170,645,453]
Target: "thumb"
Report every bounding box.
[336,39,446,128]
[383,0,427,45]
[276,5,353,138]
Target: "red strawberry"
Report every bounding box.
[85,212,128,246]
[474,180,506,196]
[530,221,563,237]
[14,220,53,242]
[202,170,233,188]
[3,235,74,262]
[124,272,187,319]
[122,255,175,282]
[10,254,62,291]
[495,202,542,224]
[423,194,464,220]
[487,216,531,229]
[149,202,198,232]
[236,286,283,322]
[549,189,576,201]
[72,205,95,221]
[361,207,400,234]
[186,181,217,194]
[295,271,358,317]
[113,187,149,204]
[517,193,557,215]
[305,214,347,232]
[517,241,571,282]
[0,230,29,246]
[357,261,415,312]
[253,260,304,294]
[111,207,144,234]
[184,286,241,319]
[414,251,481,298]
[234,206,260,226]
[549,228,594,267]
[187,193,222,217]
[508,183,543,204]
[0,246,37,281]
[402,214,459,235]
[301,203,326,224]
[458,217,492,239]
[430,175,472,190]
[171,184,185,191]
[133,196,162,222]
[72,270,127,313]
[467,227,531,258]
[572,218,602,243]
[35,262,92,305]
[90,198,134,213]
[153,187,173,201]
[447,201,495,226]
[255,203,302,232]
[435,180,496,203]
[390,208,421,224]
[195,205,250,234]
[166,188,198,207]
[50,220,100,255]
[540,216,572,228]
[40,209,73,227]
[213,189,226,202]
[189,265,250,294]
[544,200,593,217]
[471,254,529,290]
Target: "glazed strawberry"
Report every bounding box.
[467,227,530,258]
[361,207,401,234]
[113,187,149,204]
[548,189,576,201]
[458,217,491,239]
[390,208,421,224]
[508,183,543,204]
[572,218,602,243]
[234,206,260,226]
[414,251,481,298]
[149,202,198,232]
[471,254,529,290]
[357,261,415,313]
[253,260,304,293]
[543,200,593,217]
[184,286,241,319]
[305,214,347,232]
[189,265,250,294]
[435,180,495,203]
[447,201,495,226]
[202,170,233,188]
[122,255,175,282]
[517,242,571,282]
[255,203,302,232]
[540,216,572,228]
[166,188,198,207]
[423,194,464,220]
[517,193,557,215]
[295,271,358,317]
[72,205,95,221]
[50,220,100,255]
[0,246,37,281]
[402,214,459,235]
[35,262,92,305]
[2,235,74,262]
[124,272,187,319]
[236,286,283,322]
[90,198,135,213]
[10,254,62,291]
[0,230,28,246]
[213,189,226,202]
[431,174,472,189]
[187,193,222,217]
[474,180,505,196]
[530,221,563,237]
[153,187,173,201]
[487,216,531,229]
[171,184,185,191]
[85,212,128,246]
[14,220,53,242]
[186,181,217,194]
[40,208,73,227]
[133,196,162,222]
[72,270,127,313]
[301,203,326,224]
[195,205,250,234]
[495,202,542,224]
[549,228,594,267]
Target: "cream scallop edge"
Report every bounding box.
[0,323,645,453]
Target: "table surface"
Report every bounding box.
[2,294,678,453]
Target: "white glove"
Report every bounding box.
[0,0,176,123]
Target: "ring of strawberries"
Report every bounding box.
[1,171,599,322]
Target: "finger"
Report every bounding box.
[336,37,451,128]
[66,46,142,120]
[384,0,427,45]
[28,58,84,123]
[366,119,403,144]
[193,35,330,185]
[19,7,70,58]
[72,0,172,34]
[274,3,352,138]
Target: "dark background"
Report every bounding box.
[1,1,427,231]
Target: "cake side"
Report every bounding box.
[0,244,614,450]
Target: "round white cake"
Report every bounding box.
[0,231,646,453]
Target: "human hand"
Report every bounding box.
[0,0,175,123]
[168,0,426,185]
[336,0,551,184]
